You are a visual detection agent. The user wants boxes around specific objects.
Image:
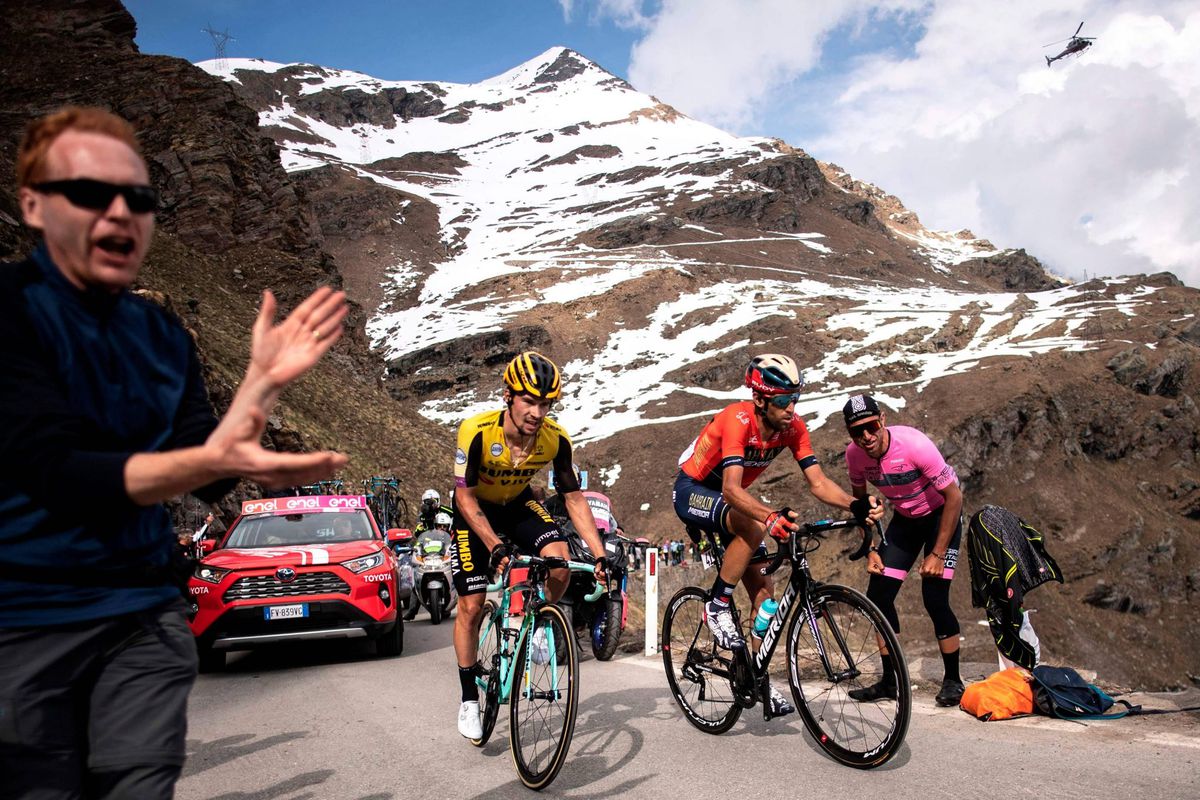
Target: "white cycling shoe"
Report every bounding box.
[457,700,483,739]
[704,599,746,650]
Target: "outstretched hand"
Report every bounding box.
[251,287,349,388]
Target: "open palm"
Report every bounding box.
[251,287,349,387]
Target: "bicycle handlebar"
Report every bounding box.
[485,554,604,602]
[759,518,883,576]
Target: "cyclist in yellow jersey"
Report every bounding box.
[451,351,608,739]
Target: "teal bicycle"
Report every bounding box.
[470,553,602,790]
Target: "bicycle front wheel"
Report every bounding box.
[786,584,910,768]
[472,600,502,748]
[509,604,578,790]
[662,587,742,734]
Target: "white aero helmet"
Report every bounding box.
[744,354,803,396]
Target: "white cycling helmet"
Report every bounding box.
[434,511,452,528]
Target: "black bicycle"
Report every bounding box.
[360,476,408,531]
[662,517,911,768]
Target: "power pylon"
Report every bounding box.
[203,24,235,72]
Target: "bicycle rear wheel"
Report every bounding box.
[472,600,502,748]
[510,604,578,789]
[662,587,742,734]
[786,584,910,768]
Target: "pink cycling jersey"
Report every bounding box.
[846,425,957,519]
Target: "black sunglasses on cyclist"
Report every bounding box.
[767,393,800,409]
[32,179,158,214]
[849,419,883,438]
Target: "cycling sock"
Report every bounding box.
[459,665,478,703]
[940,646,960,683]
[708,576,735,607]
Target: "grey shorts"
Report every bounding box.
[0,601,198,798]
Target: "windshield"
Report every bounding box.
[224,510,376,548]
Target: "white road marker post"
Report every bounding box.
[644,547,659,656]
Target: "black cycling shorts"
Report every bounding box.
[450,487,566,596]
[877,505,962,582]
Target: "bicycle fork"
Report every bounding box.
[800,592,861,685]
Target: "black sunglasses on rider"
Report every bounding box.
[767,392,800,408]
[32,179,158,214]
[849,419,883,438]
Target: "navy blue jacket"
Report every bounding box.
[0,246,234,626]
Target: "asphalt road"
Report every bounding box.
[179,612,1200,800]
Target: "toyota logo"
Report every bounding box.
[275,567,297,583]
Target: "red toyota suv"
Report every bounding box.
[188,495,409,671]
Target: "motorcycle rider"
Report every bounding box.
[406,511,456,621]
[417,488,453,533]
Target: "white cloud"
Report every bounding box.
[561,0,653,29]
[597,0,1200,286]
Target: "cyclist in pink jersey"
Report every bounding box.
[843,393,965,707]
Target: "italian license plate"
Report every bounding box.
[264,603,308,620]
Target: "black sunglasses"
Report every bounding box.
[32,179,158,214]
[849,419,883,438]
[767,392,801,408]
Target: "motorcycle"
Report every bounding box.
[388,531,418,614]
[563,528,639,661]
[407,534,456,625]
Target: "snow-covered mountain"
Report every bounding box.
[199,48,1124,441]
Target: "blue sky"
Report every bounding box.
[124,1,1199,287]
[126,1,641,86]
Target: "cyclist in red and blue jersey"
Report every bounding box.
[673,354,883,717]
[843,393,965,707]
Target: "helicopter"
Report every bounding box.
[1044,21,1096,66]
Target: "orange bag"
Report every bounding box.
[959,667,1034,720]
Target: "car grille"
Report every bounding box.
[223,571,350,602]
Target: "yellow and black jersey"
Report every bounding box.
[453,409,580,505]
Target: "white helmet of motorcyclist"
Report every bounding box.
[421,488,440,511]
[434,511,452,530]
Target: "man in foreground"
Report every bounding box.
[0,106,348,799]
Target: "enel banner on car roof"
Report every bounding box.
[240,495,368,515]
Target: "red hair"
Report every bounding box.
[16,106,143,187]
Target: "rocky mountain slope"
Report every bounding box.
[0,0,449,522]
[0,2,1194,688]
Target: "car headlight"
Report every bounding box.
[194,565,231,584]
[342,553,385,574]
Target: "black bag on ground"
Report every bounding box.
[1031,666,1140,720]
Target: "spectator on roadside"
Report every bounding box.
[842,394,966,707]
[0,106,348,799]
